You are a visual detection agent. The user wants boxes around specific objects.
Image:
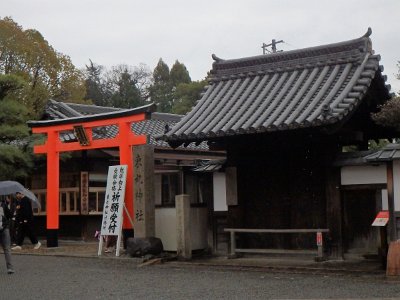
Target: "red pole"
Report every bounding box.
[46,131,60,229]
[119,121,134,229]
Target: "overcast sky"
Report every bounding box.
[3,0,400,93]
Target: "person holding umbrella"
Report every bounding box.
[11,192,41,250]
[5,195,17,245]
[0,197,15,274]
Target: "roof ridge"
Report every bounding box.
[151,112,182,122]
[62,101,121,111]
[210,29,372,80]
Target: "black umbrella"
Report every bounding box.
[0,181,41,208]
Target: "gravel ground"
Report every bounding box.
[0,255,399,300]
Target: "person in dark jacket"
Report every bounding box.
[5,195,17,245]
[0,198,15,274]
[11,192,41,250]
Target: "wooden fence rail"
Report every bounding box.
[224,228,330,260]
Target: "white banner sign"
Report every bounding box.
[100,165,127,236]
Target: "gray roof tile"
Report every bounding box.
[364,144,400,162]
[162,29,391,145]
[40,100,208,150]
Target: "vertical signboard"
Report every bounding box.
[98,165,127,256]
[80,172,89,215]
[134,151,144,224]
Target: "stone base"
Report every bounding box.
[126,237,163,257]
[46,229,58,248]
[314,256,328,262]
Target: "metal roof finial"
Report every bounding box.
[262,39,284,54]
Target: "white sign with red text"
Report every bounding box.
[371,211,389,227]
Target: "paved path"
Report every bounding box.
[7,240,388,275]
[1,254,400,299]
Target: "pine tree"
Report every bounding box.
[172,80,206,115]
[170,60,191,87]
[84,60,108,106]
[150,59,173,112]
[0,74,33,180]
[105,64,148,108]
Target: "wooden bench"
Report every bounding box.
[224,228,330,260]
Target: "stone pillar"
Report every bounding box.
[176,194,191,259]
[133,145,155,238]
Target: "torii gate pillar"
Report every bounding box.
[46,130,60,246]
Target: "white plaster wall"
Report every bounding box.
[155,207,177,251]
[213,172,227,211]
[341,164,400,212]
[190,207,208,250]
[155,206,208,251]
[341,165,386,185]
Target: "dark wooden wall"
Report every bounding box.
[226,131,338,250]
[341,188,380,253]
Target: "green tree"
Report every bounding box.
[149,59,195,113]
[0,74,33,180]
[0,17,86,117]
[150,58,173,112]
[372,62,400,130]
[84,60,107,106]
[170,60,191,87]
[105,64,151,108]
[372,96,400,131]
[172,80,207,114]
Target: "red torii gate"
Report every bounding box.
[28,104,155,247]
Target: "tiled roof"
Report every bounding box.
[364,143,400,162]
[161,29,391,145]
[39,100,208,150]
[192,159,226,172]
[45,100,121,119]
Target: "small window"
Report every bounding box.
[88,187,106,214]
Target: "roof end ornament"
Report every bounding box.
[212,54,223,62]
[363,27,372,38]
[321,104,332,119]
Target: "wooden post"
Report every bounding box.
[225,167,238,206]
[317,231,323,258]
[386,161,397,242]
[230,231,236,257]
[326,167,343,259]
